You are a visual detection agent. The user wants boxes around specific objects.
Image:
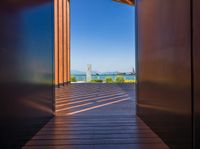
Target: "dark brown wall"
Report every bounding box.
[0,0,54,148]
[193,0,200,148]
[136,0,192,148]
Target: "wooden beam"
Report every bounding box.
[113,0,135,5]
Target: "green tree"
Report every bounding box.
[70,76,77,82]
[105,77,113,83]
[115,76,125,83]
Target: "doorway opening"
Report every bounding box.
[54,0,136,117]
[70,0,136,84]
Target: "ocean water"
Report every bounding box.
[72,74,136,81]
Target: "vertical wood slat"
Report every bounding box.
[58,0,64,85]
[54,0,70,86]
[67,0,71,82]
[63,0,67,83]
[54,0,59,85]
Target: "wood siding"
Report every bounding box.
[54,0,70,86]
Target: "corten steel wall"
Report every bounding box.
[0,0,54,148]
[136,0,192,148]
[193,0,200,148]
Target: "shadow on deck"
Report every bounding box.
[56,83,136,116]
[23,83,169,149]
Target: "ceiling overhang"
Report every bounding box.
[0,0,51,10]
[113,0,135,6]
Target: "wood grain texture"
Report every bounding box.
[67,0,71,82]
[63,0,67,83]
[54,0,70,86]
[23,84,169,149]
[54,0,59,85]
[58,0,64,85]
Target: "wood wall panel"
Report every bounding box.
[0,0,54,147]
[193,0,200,148]
[136,0,192,148]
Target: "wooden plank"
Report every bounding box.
[32,133,159,140]
[25,138,166,146]
[23,144,168,149]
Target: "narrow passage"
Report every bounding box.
[24,84,169,149]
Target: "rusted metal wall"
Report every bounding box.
[136,0,192,148]
[0,0,54,147]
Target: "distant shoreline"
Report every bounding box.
[71,74,136,82]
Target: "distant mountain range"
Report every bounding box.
[71,70,100,75]
[71,70,85,75]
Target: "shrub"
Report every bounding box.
[105,77,113,83]
[124,80,136,83]
[115,76,125,83]
[70,76,77,82]
[91,79,103,83]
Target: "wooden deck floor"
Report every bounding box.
[23,83,169,149]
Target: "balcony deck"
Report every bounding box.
[23,83,169,149]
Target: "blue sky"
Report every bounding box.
[71,0,135,72]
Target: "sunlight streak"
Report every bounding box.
[66,98,129,115]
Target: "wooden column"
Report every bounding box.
[67,0,71,82]
[58,0,64,85]
[54,0,70,86]
[63,0,67,83]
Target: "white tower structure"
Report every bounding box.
[86,64,92,82]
